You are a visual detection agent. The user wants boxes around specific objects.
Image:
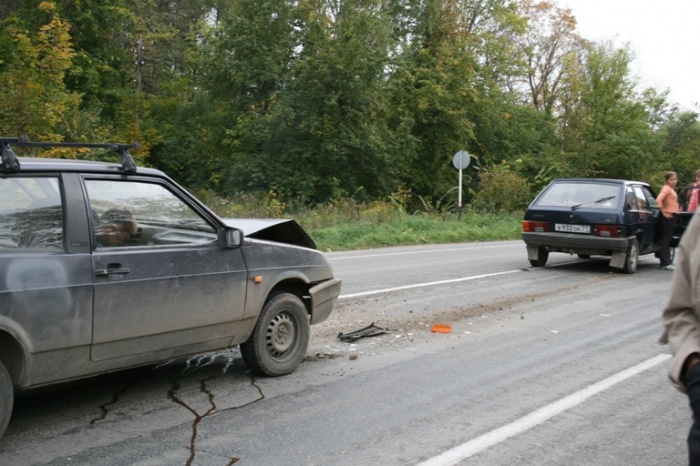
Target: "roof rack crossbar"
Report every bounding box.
[0,137,140,174]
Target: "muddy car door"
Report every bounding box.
[0,175,93,367]
[84,177,248,362]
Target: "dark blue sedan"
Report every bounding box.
[522,178,691,274]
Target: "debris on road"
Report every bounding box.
[337,322,390,342]
[431,324,452,333]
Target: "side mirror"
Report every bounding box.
[223,227,242,248]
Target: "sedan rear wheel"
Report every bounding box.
[240,293,310,377]
[621,238,639,274]
[529,246,549,267]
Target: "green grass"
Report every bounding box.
[306,212,523,252]
[196,190,523,252]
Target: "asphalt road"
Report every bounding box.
[0,241,690,465]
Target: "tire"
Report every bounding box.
[529,246,549,267]
[240,293,310,377]
[621,238,639,274]
[0,360,13,438]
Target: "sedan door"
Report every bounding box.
[628,184,659,251]
[85,177,248,362]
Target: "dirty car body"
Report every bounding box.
[0,138,341,437]
[522,178,689,274]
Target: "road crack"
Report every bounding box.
[166,352,266,466]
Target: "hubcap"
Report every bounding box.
[266,313,296,356]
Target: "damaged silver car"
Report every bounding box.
[0,137,342,438]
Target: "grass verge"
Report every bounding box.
[196,190,523,252]
[307,212,523,251]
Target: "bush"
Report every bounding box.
[470,163,532,213]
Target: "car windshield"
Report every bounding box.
[535,182,621,210]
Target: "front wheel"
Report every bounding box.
[0,360,13,438]
[621,238,639,274]
[240,293,310,377]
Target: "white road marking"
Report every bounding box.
[416,353,671,466]
[338,270,522,300]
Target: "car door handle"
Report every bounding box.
[96,265,131,277]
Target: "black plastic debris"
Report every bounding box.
[337,323,390,342]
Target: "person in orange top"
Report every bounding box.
[657,171,680,270]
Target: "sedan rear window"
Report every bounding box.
[535,182,621,210]
[0,177,63,249]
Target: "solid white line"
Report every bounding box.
[416,353,671,466]
[338,270,522,300]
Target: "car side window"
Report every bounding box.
[0,177,64,249]
[640,186,658,210]
[626,187,639,210]
[629,186,647,210]
[85,179,217,248]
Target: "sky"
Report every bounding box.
[552,0,699,110]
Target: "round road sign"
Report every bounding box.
[452,150,470,169]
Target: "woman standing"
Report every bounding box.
[657,171,680,270]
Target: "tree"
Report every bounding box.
[0,2,81,141]
[558,41,658,180]
[460,0,527,95]
[659,111,700,185]
[147,0,290,188]
[386,0,478,204]
[230,0,398,202]
[515,0,582,114]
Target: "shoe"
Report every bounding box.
[661,265,675,271]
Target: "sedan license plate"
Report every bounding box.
[555,223,590,234]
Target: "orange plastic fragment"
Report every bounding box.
[431,324,452,333]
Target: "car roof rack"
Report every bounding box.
[0,136,140,174]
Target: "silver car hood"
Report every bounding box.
[222,218,316,250]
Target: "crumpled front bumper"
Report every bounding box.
[309,277,342,325]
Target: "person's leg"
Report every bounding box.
[660,215,677,267]
[690,421,700,466]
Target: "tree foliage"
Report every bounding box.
[0,0,697,211]
[0,2,81,140]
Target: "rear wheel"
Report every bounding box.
[529,246,549,267]
[0,360,13,438]
[240,293,310,377]
[621,238,639,274]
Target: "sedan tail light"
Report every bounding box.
[594,225,624,237]
[522,220,550,232]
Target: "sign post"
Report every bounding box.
[452,150,471,220]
